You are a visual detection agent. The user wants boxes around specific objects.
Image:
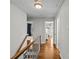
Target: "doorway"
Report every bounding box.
[45,21,54,46]
[27,23,32,36]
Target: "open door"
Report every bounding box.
[27,23,32,36]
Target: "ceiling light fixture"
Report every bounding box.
[34,0,43,9]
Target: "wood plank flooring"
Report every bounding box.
[38,38,54,59]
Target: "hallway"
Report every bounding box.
[38,38,54,59]
[10,0,69,59]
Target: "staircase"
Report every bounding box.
[11,35,41,59]
[11,35,61,59]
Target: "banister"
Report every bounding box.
[15,35,27,54]
[11,35,27,59]
[11,36,39,59]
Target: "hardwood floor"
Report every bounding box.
[38,38,54,59]
[38,38,61,59]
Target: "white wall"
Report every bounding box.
[56,0,69,59]
[10,3,27,59]
[28,17,54,43]
[53,19,57,44]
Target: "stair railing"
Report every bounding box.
[23,36,41,59]
[11,35,41,59]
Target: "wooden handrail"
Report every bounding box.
[11,35,27,59]
[11,37,38,59]
[15,35,27,54]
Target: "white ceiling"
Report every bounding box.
[11,0,64,18]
